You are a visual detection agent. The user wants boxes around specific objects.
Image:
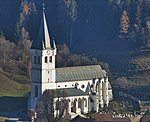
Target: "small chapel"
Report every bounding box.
[28,6,113,115]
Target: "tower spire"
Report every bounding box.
[53,37,56,49]
[42,5,51,49]
[31,4,52,49]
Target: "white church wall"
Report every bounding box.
[89,101,94,112]
[108,89,113,101]
[56,82,75,89]
[29,7,113,114]
[102,81,109,106]
[41,69,55,83]
[97,80,104,107]
[56,80,92,92]
[52,95,89,114]
[42,83,57,92]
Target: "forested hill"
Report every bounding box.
[0,0,149,46]
[0,0,118,43]
[0,0,150,97]
[0,1,21,41]
[0,0,150,75]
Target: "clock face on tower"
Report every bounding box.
[46,50,51,55]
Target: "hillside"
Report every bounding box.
[0,70,30,96]
[0,0,149,99]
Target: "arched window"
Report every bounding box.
[49,56,52,63]
[56,100,59,110]
[34,56,36,64]
[35,85,38,98]
[84,98,87,107]
[45,56,48,63]
[78,98,81,108]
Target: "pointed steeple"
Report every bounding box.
[53,37,56,49]
[42,4,51,49]
[31,4,52,50]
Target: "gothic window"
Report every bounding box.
[38,56,40,64]
[34,56,36,64]
[78,98,81,108]
[64,99,69,113]
[84,98,87,107]
[45,56,48,63]
[35,85,38,98]
[56,100,59,110]
[49,56,52,63]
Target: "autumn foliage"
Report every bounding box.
[120,10,130,33]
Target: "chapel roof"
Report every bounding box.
[56,88,89,97]
[56,65,106,82]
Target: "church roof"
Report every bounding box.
[56,88,89,97]
[31,6,55,50]
[56,65,106,82]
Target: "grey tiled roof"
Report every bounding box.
[56,65,106,82]
[56,88,89,97]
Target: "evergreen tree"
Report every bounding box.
[14,22,20,41]
[135,0,142,29]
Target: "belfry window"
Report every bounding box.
[45,56,48,63]
[49,56,52,63]
[35,85,38,98]
[34,56,36,64]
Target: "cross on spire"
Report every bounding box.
[43,3,45,11]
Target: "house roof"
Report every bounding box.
[141,115,150,122]
[70,115,95,122]
[56,88,89,97]
[56,65,106,82]
[113,117,131,122]
[92,113,113,122]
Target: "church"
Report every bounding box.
[28,6,113,115]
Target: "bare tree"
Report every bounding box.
[57,44,109,72]
[36,89,67,122]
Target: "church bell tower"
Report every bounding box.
[29,5,57,111]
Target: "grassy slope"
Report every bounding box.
[0,72,30,97]
[0,117,8,122]
[129,54,150,86]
